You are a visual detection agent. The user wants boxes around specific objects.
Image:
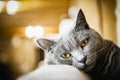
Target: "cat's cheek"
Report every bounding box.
[85,59,96,71]
[44,54,55,65]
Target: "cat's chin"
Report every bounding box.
[74,64,86,71]
[76,63,94,72]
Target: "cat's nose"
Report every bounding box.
[79,57,86,63]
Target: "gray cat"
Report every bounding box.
[35,9,120,80]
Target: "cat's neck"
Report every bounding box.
[88,40,120,80]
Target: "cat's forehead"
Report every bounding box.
[52,31,88,52]
[51,35,77,53]
[67,29,91,40]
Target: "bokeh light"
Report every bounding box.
[25,25,44,39]
[6,1,20,15]
[0,1,5,13]
[11,36,22,48]
[59,19,74,35]
[34,26,44,38]
[25,26,35,38]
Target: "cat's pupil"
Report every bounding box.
[61,53,71,59]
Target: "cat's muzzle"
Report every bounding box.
[78,57,87,64]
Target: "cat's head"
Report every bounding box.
[35,9,104,71]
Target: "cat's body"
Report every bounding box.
[88,40,120,80]
[36,9,120,80]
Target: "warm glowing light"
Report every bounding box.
[0,1,5,13]
[34,26,44,38]
[59,6,79,36]
[19,63,30,73]
[11,36,22,48]
[25,25,44,38]
[7,1,20,15]
[25,26,35,38]
[68,6,79,18]
[59,19,75,35]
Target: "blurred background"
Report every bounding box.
[0,0,119,80]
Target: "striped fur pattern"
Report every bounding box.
[36,9,120,80]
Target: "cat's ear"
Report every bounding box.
[75,9,89,30]
[35,39,55,52]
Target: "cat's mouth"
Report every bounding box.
[79,60,96,72]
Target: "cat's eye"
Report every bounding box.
[80,38,89,48]
[61,53,71,59]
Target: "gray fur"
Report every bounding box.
[35,9,120,80]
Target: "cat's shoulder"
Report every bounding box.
[104,39,120,48]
